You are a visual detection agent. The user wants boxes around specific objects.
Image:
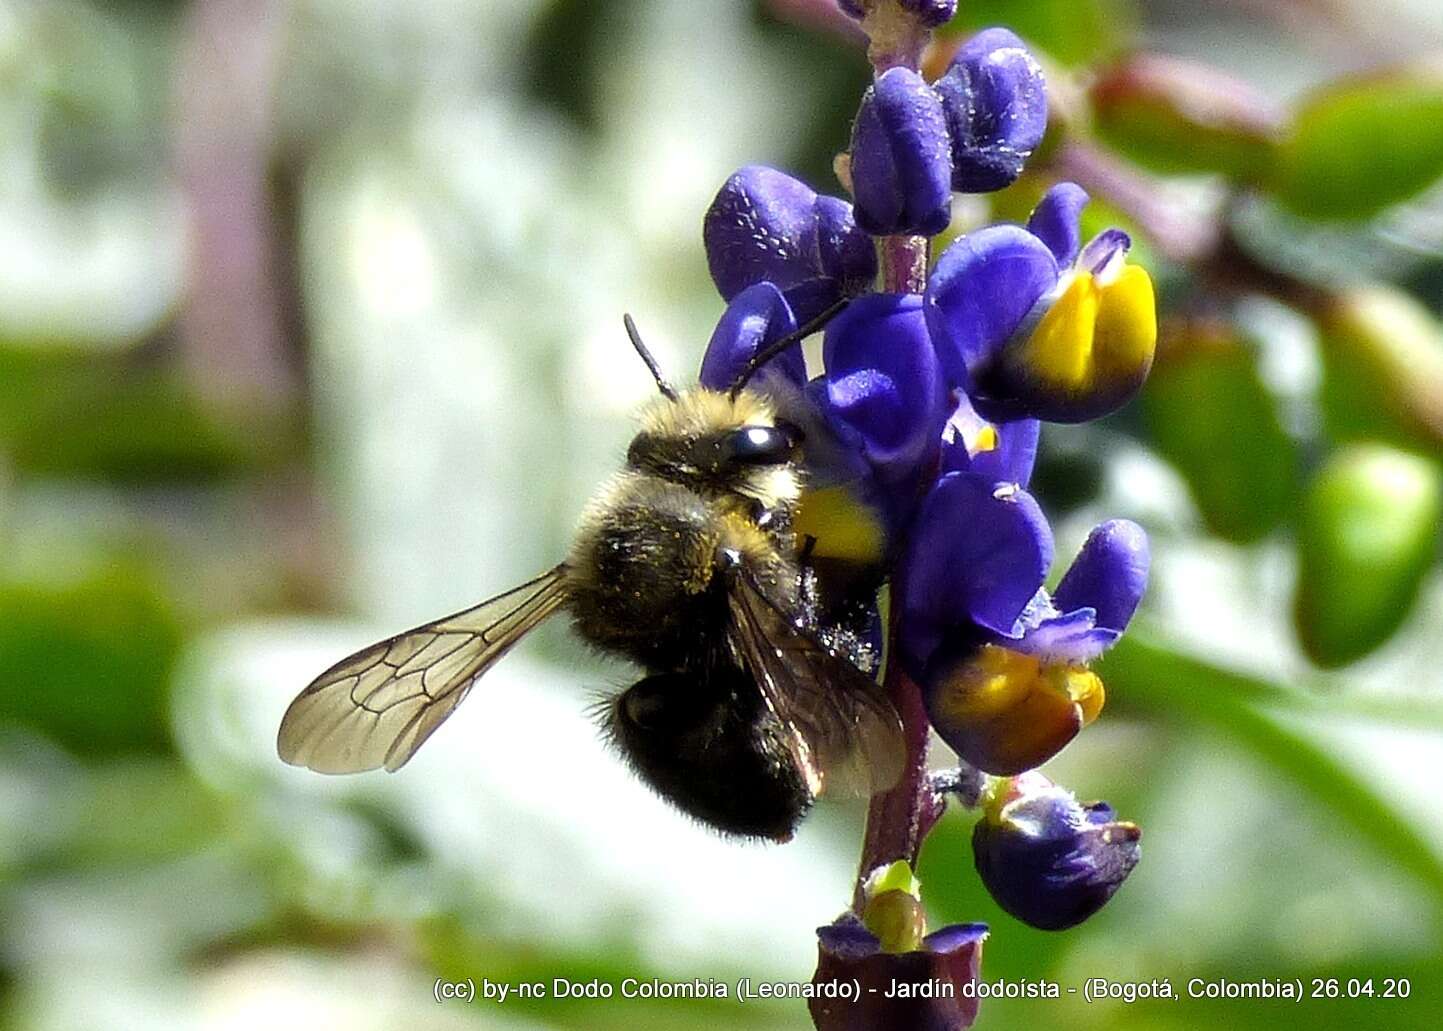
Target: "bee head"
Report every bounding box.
[627,390,804,509]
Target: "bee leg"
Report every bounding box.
[929,763,987,808]
[748,498,794,535]
[797,563,822,626]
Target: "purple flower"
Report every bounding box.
[1020,518,1151,663]
[925,182,1158,422]
[898,472,1053,670]
[934,28,1048,193]
[810,292,949,498]
[704,166,877,320]
[850,67,953,236]
[811,914,986,1031]
[896,464,1148,771]
[939,391,1040,487]
[698,282,803,394]
[973,772,1141,930]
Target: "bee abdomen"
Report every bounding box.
[603,668,813,841]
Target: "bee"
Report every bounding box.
[276,304,903,841]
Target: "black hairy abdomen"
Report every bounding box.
[606,667,812,841]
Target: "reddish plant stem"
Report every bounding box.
[880,234,929,294]
[853,664,936,912]
[849,0,938,916]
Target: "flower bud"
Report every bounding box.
[1090,53,1283,180]
[1294,444,1442,667]
[850,68,954,236]
[838,0,957,28]
[925,183,1157,422]
[703,166,877,320]
[973,773,1141,930]
[933,28,1048,193]
[1316,286,1443,450]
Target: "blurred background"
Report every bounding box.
[1,0,1441,1028]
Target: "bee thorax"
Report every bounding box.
[566,474,795,670]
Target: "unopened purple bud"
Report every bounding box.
[704,166,877,320]
[934,28,1047,193]
[902,0,957,27]
[851,67,954,236]
[973,773,1141,930]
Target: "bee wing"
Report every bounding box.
[726,569,904,799]
[277,565,570,774]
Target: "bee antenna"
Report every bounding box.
[623,314,680,402]
[727,298,849,399]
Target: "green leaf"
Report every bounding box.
[0,566,183,757]
[938,0,1128,68]
[1099,634,1443,917]
[1141,321,1297,543]
[1294,445,1441,667]
[1271,66,1443,221]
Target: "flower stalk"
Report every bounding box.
[861,1,933,294]
[698,6,1152,1025]
[853,665,936,910]
[849,0,938,915]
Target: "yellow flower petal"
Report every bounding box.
[1094,264,1157,386]
[794,485,886,564]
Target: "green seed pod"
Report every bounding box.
[1317,286,1443,451]
[1142,318,1297,543]
[1295,445,1442,667]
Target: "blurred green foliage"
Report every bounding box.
[1090,56,1282,181]
[1294,446,1441,667]
[0,565,181,756]
[1,0,1442,1030]
[1141,322,1297,543]
[1271,68,1443,221]
[940,0,1127,67]
[0,347,291,482]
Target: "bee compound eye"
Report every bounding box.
[720,425,796,466]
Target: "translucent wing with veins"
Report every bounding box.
[277,565,570,774]
[726,569,905,799]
